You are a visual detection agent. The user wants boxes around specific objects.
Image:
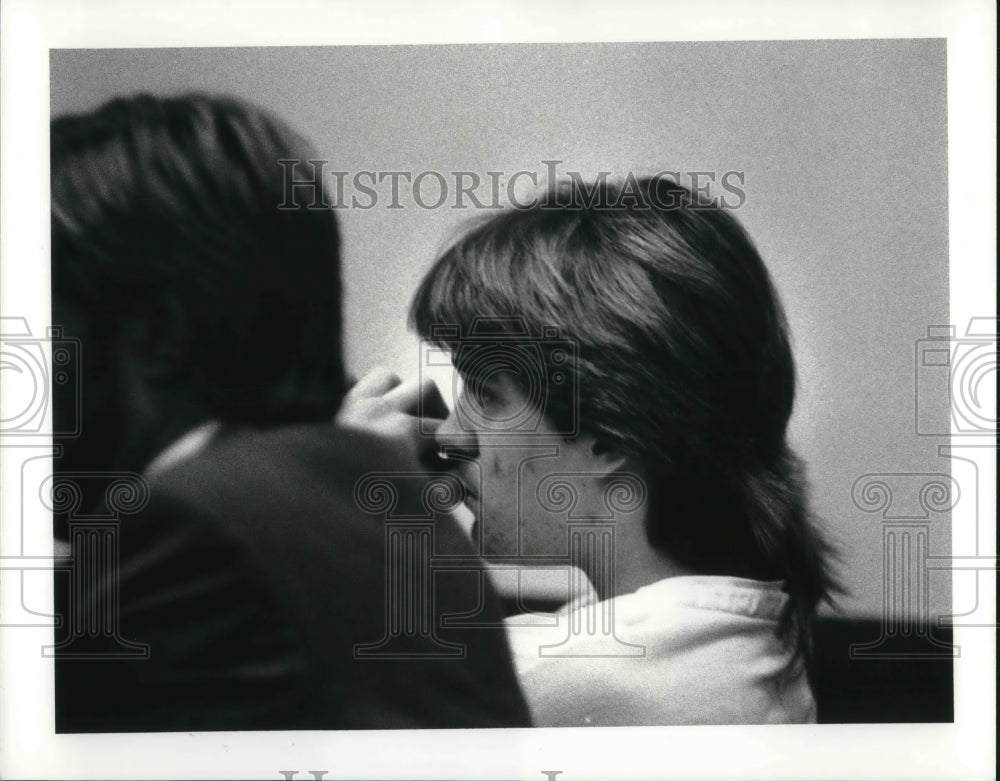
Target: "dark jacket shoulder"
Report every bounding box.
[56,422,530,731]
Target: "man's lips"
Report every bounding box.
[461,483,480,543]
[458,479,479,504]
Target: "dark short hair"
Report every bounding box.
[410,176,837,653]
[51,93,346,424]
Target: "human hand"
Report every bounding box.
[336,367,449,469]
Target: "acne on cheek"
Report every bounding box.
[487,453,505,478]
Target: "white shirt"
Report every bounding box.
[504,575,817,726]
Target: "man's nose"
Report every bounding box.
[434,407,479,459]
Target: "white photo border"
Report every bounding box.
[1,1,995,779]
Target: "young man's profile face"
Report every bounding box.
[435,371,610,564]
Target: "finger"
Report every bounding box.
[383,376,447,418]
[345,367,403,401]
[416,416,444,438]
[417,379,450,420]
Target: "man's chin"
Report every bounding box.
[469,522,505,560]
[470,520,495,557]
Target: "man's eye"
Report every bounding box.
[459,379,495,409]
[472,387,494,407]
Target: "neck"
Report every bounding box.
[587,515,695,601]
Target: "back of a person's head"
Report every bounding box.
[411,176,838,652]
[51,93,346,425]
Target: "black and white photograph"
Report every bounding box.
[0,1,995,779]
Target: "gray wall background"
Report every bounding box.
[50,41,951,618]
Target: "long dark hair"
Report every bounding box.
[51,93,346,425]
[411,176,839,656]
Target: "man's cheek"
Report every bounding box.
[521,512,569,558]
[478,508,518,557]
